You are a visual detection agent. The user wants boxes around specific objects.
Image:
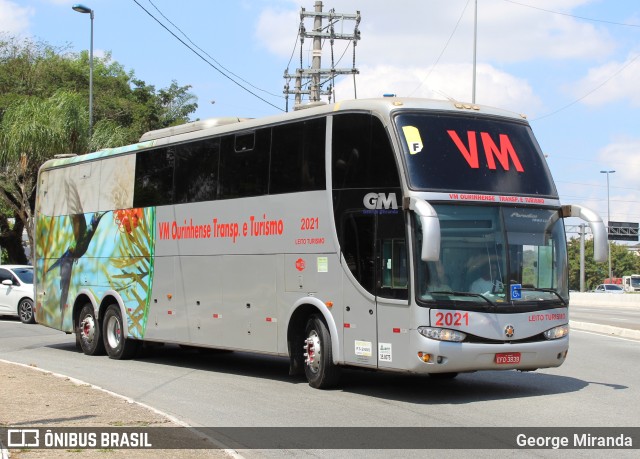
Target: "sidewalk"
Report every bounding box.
[0,360,233,459]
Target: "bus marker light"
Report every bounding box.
[167,294,172,300]
[344,323,351,328]
[325,301,333,308]
[213,314,222,319]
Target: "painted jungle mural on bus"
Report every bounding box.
[36,207,155,337]
[35,153,156,339]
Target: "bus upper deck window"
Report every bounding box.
[235,132,255,152]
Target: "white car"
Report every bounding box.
[0,265,35,324]
[593,283,624,294]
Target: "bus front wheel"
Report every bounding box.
[303,314,340,389]
[77,304,105,356]
[103,304,139,360]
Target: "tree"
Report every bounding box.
[157,80,198,127]
[0,91,88,260]
[567,237,640,291]
[0,35,198,263]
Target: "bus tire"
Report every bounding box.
[77,304,105,356]
[103,304,139,360]
[303,314,340,389]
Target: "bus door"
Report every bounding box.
[339,209,378,367]
[337,193,408,369]
[331,111,406,368]
[374,208,410,371]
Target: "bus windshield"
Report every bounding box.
[415,205,569,309]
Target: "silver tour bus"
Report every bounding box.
[34,98,607,388]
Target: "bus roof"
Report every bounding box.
[40,97,529,170]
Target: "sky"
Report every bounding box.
[2,0,640,238]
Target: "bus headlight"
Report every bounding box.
[418,326,466,342]
[543,324,569,340]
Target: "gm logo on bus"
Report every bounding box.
[363,193,398,210]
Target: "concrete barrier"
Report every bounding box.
[570,292,640,308]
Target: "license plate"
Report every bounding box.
[495,352,521,364]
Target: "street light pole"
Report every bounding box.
[600,170,615,280]
[472,0,477,104]
[72,4,94,139]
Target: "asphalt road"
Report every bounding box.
[1,308,640,458]
[570,303,640,331]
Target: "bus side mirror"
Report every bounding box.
[405,197,440,262]
[561,204,608,263]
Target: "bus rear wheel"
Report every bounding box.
[303,314,340,389]
[77,304,105,356]
[103,304,139,360]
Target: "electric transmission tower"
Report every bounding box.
[284,1,361,111]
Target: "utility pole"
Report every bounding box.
[579,223,585,292]
[284,1,361,110]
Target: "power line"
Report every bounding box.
[501,0,640,121]
[409,0,471,97]
[503,0,640,28]
[131,0,284,112]
[146,0,283,100]
[532,53,640,121]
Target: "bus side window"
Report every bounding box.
[332,113,405,299]
[174,138,220,204]
[219,129,270,199]
[332,113,400,189]
[133,147,174,208]
[270,118,326,194]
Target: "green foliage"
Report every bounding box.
[0,34,198,263]
[568,238,640,291]
[89,119,131,151]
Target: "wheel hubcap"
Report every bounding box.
[81,316,96,342]
[303,329,321,373]
[106,315,121,349]
[19,302,32,321]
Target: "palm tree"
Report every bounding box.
[0,90,89,262]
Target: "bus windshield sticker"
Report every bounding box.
[402,125,423,155]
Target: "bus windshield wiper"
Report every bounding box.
[430,291,495,305]
[520,287,567,305]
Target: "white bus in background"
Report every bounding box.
[34,98,608,389]
[623,275,640,292]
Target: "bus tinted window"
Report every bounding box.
[174,138,220,204]
[219,129,270,199]
[395,113,557,197]
[134,147,174,208]
[332,113,400,189]
[270,118,326,194]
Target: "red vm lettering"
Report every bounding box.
[447,130,524,172]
